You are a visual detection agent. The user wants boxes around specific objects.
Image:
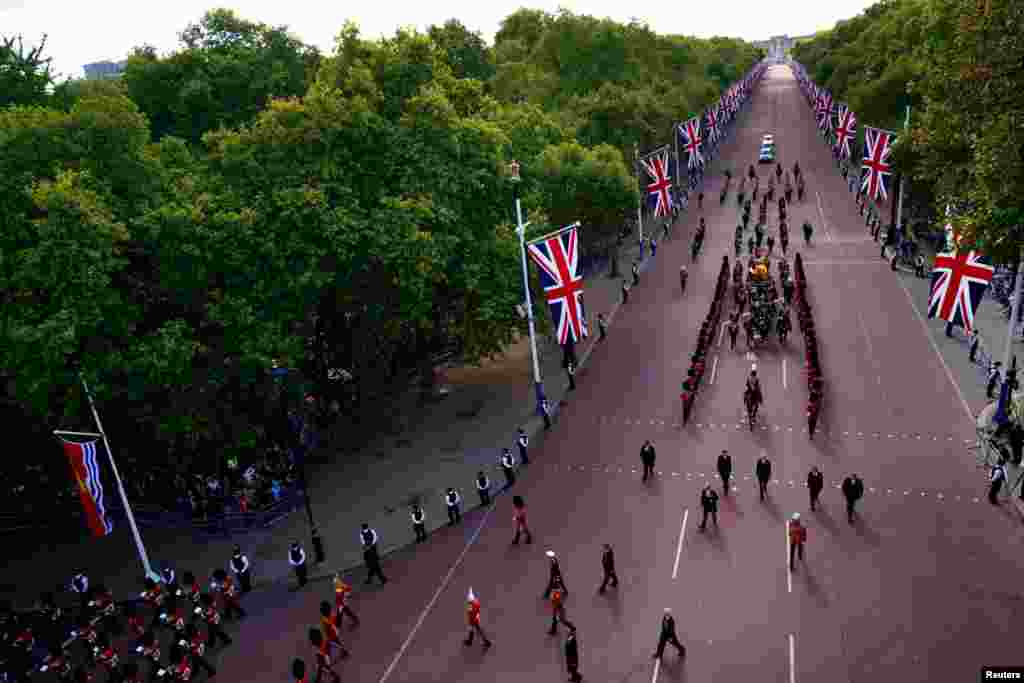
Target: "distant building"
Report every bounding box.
[83,60,127,80]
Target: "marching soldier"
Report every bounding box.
[807,466,824,511]
[141,579,166,631]
[699,485,719,531]
[640,440,656,482]
[135,630,161,681]
[464,588,492,648]
[565,628,582,682]
[230,545,252,593]
[333,572,359,626]
[198,594,231,647]
[70,570,90,612]
[501,448,516,488]
[184,623,216,678]
[476,470,491,506]
[291,659,307,683]
[788,513,807,570]
[756,455,772,501]
[411,504,427,542]
[598,544,618,594]
[842,474,865,523]
[653,608,686,659]
[212,569,246,620]
[512,495,532,545]
[289,541,308,588]
[361,523,388,584]
[160,644,192,682]
[543,550,568,598]
[717,449,732,494]
[318,602,350,657]
[445,487,462,525]
[308,629,342,683]
[547,577,575,635]
[517,427,530,464]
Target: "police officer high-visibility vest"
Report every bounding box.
[476,475,489,492]
[231,552,249,577]
[411,507,425,525]
[446,490,461,508]
[361,527,378,549]
[501,452,515,469]
[289,545,306,567]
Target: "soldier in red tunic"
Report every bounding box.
[463,588,492,648]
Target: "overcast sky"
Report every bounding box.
[2,0,876,81]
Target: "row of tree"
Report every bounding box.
[791,0,1024,263]
[1,9,761,472]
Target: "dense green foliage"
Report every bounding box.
[1,9,759,463]
[793,0,1024,262]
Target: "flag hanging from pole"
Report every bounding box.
[527,225,588,345]
[63,440,114,537]
[861,127,897,203]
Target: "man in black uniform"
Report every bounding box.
[841,474,864,523]
[598,544,618,594]
[565,629,582,682]
[807,466,824,511]
[621,279,629,304]
[361,523,387,584]
[698,485,719,531]
[475,471,491,506]
[566,361,576,391]
[289,541,307,588]
[717,450,732,494]
[756,455,772,501]
[653,608,686,659]
[445,488,462,525]
[516,427,530,464]
[410,504,427,542]
[230,546,252,594]
[500,449,516,488]
[640,440,656,482]
[543,551,568,598]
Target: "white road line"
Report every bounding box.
[718,321,728,347]
[651,657,661,683]
[815,191,834,243]
[710,356,719,385]
[895,272,974,423]
[856,309,882,387]
[789,633,797,683]
[785,521,792,594]
[672,509,689,580]
[782,358,787,389]
[378,502,497,683]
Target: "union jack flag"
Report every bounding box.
[678,118,704,169]
[639,147,674,217]
[927,247,994,333]
[834,104,856,159]
[705,107,719,143]
[816,91,833,131]
[63,440,114,537]
[861,127,896,202]
[527,225,588,345]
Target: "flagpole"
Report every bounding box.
[635,143,644,252]
[80,373,160,583]
[1002,253,1024,374]
[510,164,545,412]
[895,83,913,236]
[673,122,681,211]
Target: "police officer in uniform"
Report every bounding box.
[598,544,618,594]
[699,485,719,531]
[807,466,824,511]
[475,471,491,506]
[500,449,516,488]
[70,571,90,613]
[756,455,772,501]
[841,474,864,523]
[640,440,656,482]
[517,427,530,464]
[410,504,427,542]
[445,488,462,525]
[230,545,252,593]
[717,450,732,494]
[653,608,686,659]
[289,541,308,588]
[361,524,387,585]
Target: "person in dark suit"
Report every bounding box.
[807,466,824,511]
[756,455,772,501]
[841,474,864,523]
[653,608,685,659]
[565,629,582,682]
[699,485,719,531]
[640,441,656,482]
[717,450,732,494]
[598,544,618,594]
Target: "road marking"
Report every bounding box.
[378,501,497,683]
[789,633,797,683]
[815,190,834,243]
[718,321,728,347]
[672,509,689,580]
[895,268,974,423]
[782,358,788,389]
[785,521,792,594]
[651,657,661,683]
[710,356,719,385]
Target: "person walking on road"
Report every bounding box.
[717,450,732,494]
[788,513,807,570]
[308,629,342,683]
[501,449,516,488]
[184,624,216,678]
[807,466,824,511]
[989,460,1008,504]
[699,485,719,531]
[565,628,582,682]
[476,471,492,506]
[512,495,532,545]
[230,546,252,594]
[333,572,359,626]
[547,578,575,635]
[653,608,686,659]
[411,504,427,542]
[640,440,656,482]
[969,329,980,363]
[543,551,568,598]
[597,313,608,341]
[841,474,864,523]
[289,541,307,588]
[199,594,231,647]
[987,362,1002,400]
[517,427,530,465]
[318,602,350,657]
[756,455,772,501]
[464,588,492,649]
[361,523,388,584]
[598,544,618,593]
[291,659,307,683]
[445,487,463,525]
